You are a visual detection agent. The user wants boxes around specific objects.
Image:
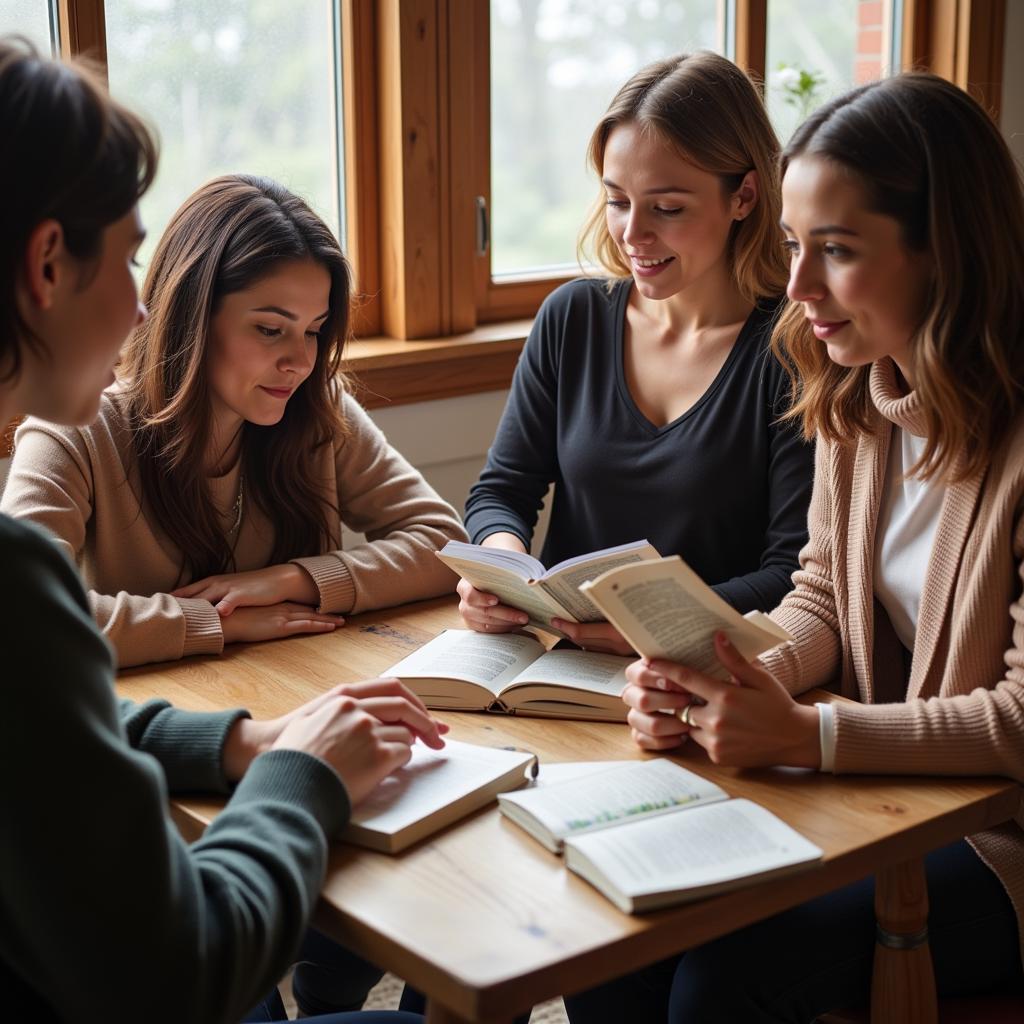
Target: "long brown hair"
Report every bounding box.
[120,174,351,581]
[0,36,156,382]
[772,73,1024,481]
[578,51,788,303]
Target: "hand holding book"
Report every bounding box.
[439,538,661,639]
[577,556,815,767]
[624,633,823,770]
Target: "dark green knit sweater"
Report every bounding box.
[0,514,351,1023]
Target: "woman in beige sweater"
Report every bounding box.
[2,174,465,671]
[566,75,1024,1022]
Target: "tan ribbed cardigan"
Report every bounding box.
[760,358,1024,966]
[0,388,466,668]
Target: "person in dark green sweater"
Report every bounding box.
[0,37,438,1024]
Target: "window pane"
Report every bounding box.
[105,1,342,271]
[491,0,723,278]
[0,0,56,55]
[766,0,897,142]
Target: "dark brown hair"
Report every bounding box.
[578,51,789,303]
[120,174,351,582]
[772,73,1024,480]
[0,36,157,382]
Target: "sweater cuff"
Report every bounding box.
[816,702,836,773]
[139,706,250,793]
[177,597,225,657]
[466,515,532,551]
[290,554,357,614]
[231,748,352,838]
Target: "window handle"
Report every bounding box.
[475,195,489,257]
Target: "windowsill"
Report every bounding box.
[343,319,532,409]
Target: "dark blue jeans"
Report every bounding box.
[563,839,1024,1024]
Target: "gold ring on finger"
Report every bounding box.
[677,703,694,727]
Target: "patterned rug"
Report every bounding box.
[283,969,568,1022]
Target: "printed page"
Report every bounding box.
[581,557,793,678]
[536,761,635,787]
[434,552,574,627]
[499,759,727,846]
[565,799,822,897]
[347,740,533,836]
[386,629,546,693]
[504,649,632,697]
[539,543,660,622]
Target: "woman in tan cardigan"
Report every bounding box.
[1,174,465,671]
[566,74,1024,1022]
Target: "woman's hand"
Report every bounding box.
[456,577,529,632]
[220,602,345,644]
[624,633,821,769]
[224,678,449,803]
[173,564,320,616]
[551,619,635,656]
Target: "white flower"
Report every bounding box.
[773,66,801,89]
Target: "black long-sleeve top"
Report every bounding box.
[464,278,814,613]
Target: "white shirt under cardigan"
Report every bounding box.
[816,424,945,771]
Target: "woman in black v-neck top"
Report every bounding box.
[460,53,814,651]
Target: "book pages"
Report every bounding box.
[386,630,545,694]
[506,649,631,696]
[538,543,661,621]
[565,798,823,911]
[499,759,727,849]
[580,557,794,678]
[435,552,573,626]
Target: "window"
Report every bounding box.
[103,1,344,272]
[0,1,57,54]
[2,0,1008,405]
[766,0,899,141]
[489,0,725,278]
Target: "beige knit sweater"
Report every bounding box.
[0,388,466,667]
[760,357,1024,965]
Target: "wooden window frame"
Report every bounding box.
[18,0,1006,417]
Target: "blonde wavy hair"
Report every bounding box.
[578,51,788,304]
[771,73,1024,481]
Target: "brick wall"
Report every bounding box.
[856,0,886,84]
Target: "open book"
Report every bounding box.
[579,556,794,677]
[435,539,660,633]
[384,629,631,721]
[498,759,822,912]
[343,739,535,853]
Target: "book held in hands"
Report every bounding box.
[384,629,631,721]
[579,555,795,676]
[498,759,822,913]
[435,538,660,634]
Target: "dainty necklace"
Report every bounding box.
[226,473,245,541]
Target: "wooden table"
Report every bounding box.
[118,598,1021,1024]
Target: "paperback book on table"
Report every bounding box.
[384,628,631,721]
[498,759,822,913]
[343,739,535,853]
[435,538,661,635]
